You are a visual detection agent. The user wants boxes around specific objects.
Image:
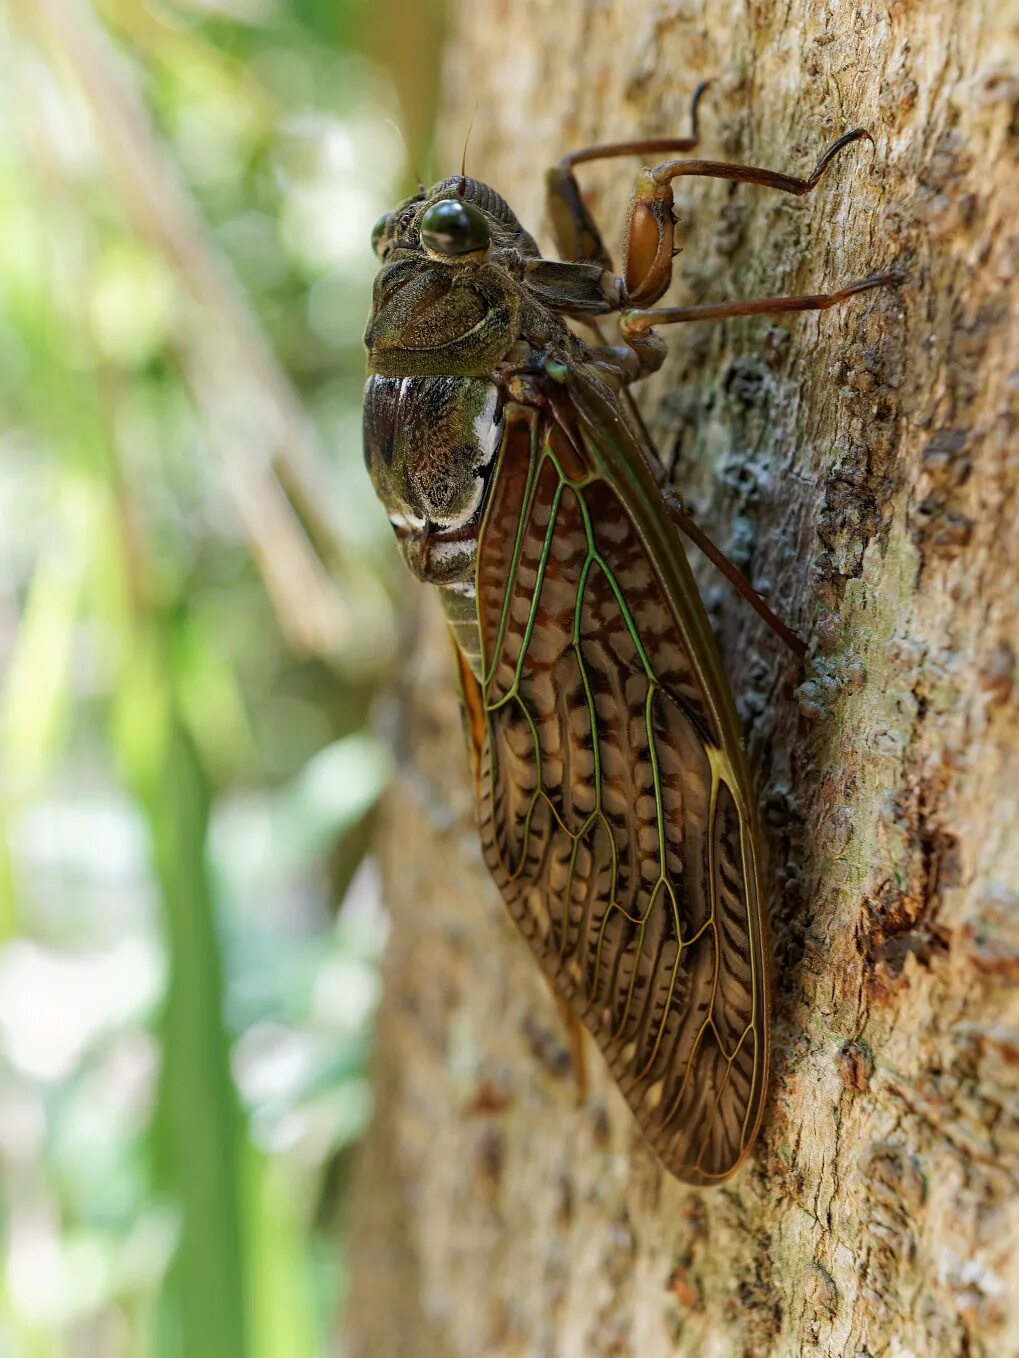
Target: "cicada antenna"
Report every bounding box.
[456,103,479,196]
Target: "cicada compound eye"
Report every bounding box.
[371,212,392,258]
[419,198,491,257]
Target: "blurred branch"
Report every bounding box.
[10,0,392,667]
[185,353,358,661]
[364,0,446,178]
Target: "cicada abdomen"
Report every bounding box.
[363,374,503,672]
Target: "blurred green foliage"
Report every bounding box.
[0,0,440,1353]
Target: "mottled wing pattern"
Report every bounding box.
[465,380,769,1184]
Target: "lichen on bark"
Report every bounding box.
[344,3,1019,1354]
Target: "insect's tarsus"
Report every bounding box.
[807,125,875,187]
[688,78,711,139]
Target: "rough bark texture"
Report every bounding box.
[344,4,1019,1355]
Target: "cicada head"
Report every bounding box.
[364,176,539,379]
[370,174,541,264]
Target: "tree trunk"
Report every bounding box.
[343,3,1019,1354]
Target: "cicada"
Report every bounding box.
[362,88,900,1184]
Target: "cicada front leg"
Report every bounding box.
[538,87,714,441]
[544,80,711,267]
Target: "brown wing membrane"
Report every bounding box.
[467,382,769,1185]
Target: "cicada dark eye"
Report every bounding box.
[419,198,491,257]
[371,213,390,258]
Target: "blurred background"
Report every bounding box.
[0,0,443,1353]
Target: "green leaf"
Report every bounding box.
[146,693,248,1358]
[244,1150,319,1358]
[0,483,94,794]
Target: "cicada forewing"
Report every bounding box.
[456,365,769,1185]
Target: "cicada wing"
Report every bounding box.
[469,382,769,1185]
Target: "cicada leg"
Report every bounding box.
[618,270,906,372]
[617,271,903,658]
[539,84,712,475]
[543,121,893,386]
[662,490,807,659]
[620,127,875,307]
[544,80,710,267]
[545,120,878,313]
[609,135,901,657]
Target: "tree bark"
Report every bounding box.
[344,3,1019,1355]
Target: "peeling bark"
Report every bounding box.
[344,3,1019,1354]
